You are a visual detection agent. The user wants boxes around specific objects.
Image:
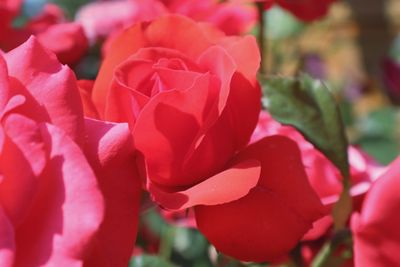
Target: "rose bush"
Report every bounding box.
[0,37,141,266]
[84,15,325,262]
[351,157,400,267]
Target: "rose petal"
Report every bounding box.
[195,136,326,262]
[77,80,99,119]
[145,15,212,59]
[0,114,46,226]
[133,73,221,186]
[351,157,400,267]
[0,54,9,110]
[218,35,260,83]
[83,118,141,266]
[36,23,88,66]
[13,123,103,266]
[92,23,148,116]
[5,37,84,143]
[149,159,261,210]
[0,206,15,267]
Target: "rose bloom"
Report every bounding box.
[252,111,385,239]
[159,0,256,35]
[382,57,400,104]
[0,3,88,66]
[0,0,22,33]
[75,0,167,43]
[75,0,255,44]
[351,157,400,267]
[265,0,336,21]
[0,37,141,266]
[237,0,336,22]
[83,15,325,262]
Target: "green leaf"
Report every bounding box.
[129,255,177,267]
[261,73,349,179]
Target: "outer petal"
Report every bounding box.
[5,37,85,143]
[0,54,9,111]
[0,114,46,227]
[83,118,142,267]
[92,23,148,116]
[145,15,212,59]
[36,23,88,66]
[195,136,325,262]
[218,35,260,83]
[0,206,15,267]
[76,0,166,42]
[351,157,400,267]
[13,123,103,266]
[149,159,261,210]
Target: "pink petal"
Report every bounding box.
[36,23,88,66]
[5,37,84,144]
[0,114,46,226]
[0,54,9,111]
[13,123,103,266]
[149,159,261,210]
[83,118,142,266]
[0,206,15,267]
[352,157,400,267]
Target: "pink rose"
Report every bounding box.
[0,4,88,66]
[0,37,141,266]
[160,0,257,35]
[351,157,400,266]
[75,0,167,43]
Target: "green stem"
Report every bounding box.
[159,226,175,260]
[311,229,352,267]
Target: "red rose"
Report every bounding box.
[75,0,167,43]
[159,0,257,35]
[0,37,141,266]
[237,0,336,22]
[382,57,400,104]
[252,111,385,239]
[0,4,88,66]
[90,14,261,192]
[0,0,22,30]
[351,157,400,267]
[75,0,255,42]
[86,15,325,262]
